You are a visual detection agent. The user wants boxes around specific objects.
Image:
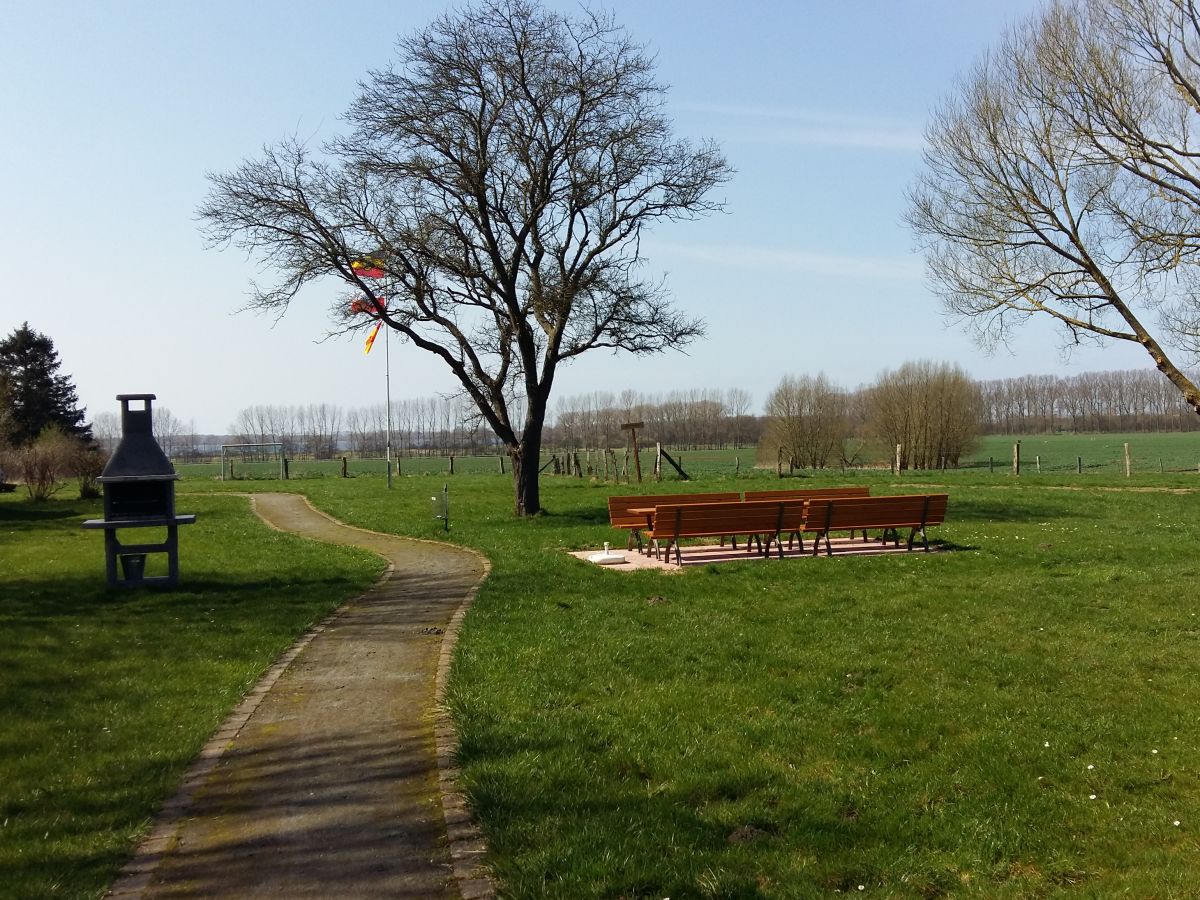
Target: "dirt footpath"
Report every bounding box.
[107,492,491,899]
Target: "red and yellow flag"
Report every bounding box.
[363,321,382,355]
[351,258,386,279]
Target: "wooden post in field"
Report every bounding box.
[1159,458,1164,473]
[621,422,644,483]
[342,456,348,478]
[449,455,455,475]
[1036,455,1041,473]
[603,449,610,480]
[1077,456,1082,474]
[586,450,592,476]
[574,452,582,478]
[499,455,505,474]
[735,455,740,474]
[895,443,902,475]
[655,442,662,481]
[989,457,994,473]
[1124,443,1131,477]
[1012,441,1021,476]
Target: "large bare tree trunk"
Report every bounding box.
[509,404,546,517]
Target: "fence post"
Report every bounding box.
[499,455,505,474]
[1077,456,1082,475]
[1012,441,1021,476]
[735,455,740,475]
[341,456,348,478]
[1036,455,1041,474]
[283,458,289,480]
[449,455,455,476]
[1124,443,1131,478]
[989,457,994,474]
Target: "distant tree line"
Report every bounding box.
[977,369,1200,435]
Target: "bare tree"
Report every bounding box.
[863,361,982,470]
[761,374,849,470]
[907,0,1200,415]
[152,407,185,459]
[93,411,121,455]
[200,0,729,515]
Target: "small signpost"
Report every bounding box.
[621,421,644,483]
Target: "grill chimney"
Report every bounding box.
[98,394,178,482]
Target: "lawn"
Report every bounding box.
[4,467,1200,897]
[242,468,1200,897]
[0,491,383,899]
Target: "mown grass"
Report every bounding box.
[183,469,1199,897]
[967,432,1200,473]
[0,492,384,900]
[8,467,1200,897]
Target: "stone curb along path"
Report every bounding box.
[106,492,495,900]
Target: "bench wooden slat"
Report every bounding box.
[646,500,808,564]
[608,492,741,549]
[802,494,948,555]
[743,486,870,502]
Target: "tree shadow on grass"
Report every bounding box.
[0,501,90,525]
[949,496,1090,523]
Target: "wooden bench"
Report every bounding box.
[645,500,807,565]
[608,492,740,550]
[740,486,871,547]
[800,494,949,556]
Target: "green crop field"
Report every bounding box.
[5,461,1200,897]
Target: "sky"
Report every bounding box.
[0,0,1161,434]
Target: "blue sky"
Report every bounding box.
[0,0,1156,433]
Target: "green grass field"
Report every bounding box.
[181,432,1200,484]
[0,493,383,899]
[4,457,1200,897]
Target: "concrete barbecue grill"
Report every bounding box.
[82,394,196,587]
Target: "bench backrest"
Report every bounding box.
[608,491,741,528]
[803,494,949,531]
[653,500,807,540]
[743,486,870,503]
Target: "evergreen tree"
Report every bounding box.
[0,323,92,446]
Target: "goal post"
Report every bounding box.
[220,443,285,481]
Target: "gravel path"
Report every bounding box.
[108,492,490,899]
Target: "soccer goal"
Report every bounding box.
[220,443,285,481]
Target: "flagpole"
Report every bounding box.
[385,321,393,489]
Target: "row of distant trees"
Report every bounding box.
[546,389,759,451]
[978,369,1200,435]
[198,363,1199,471]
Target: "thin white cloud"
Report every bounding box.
[678,102,924,152]
[655,242,924,281]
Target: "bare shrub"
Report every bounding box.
[71,442,108,499]
[8,428,75,501]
